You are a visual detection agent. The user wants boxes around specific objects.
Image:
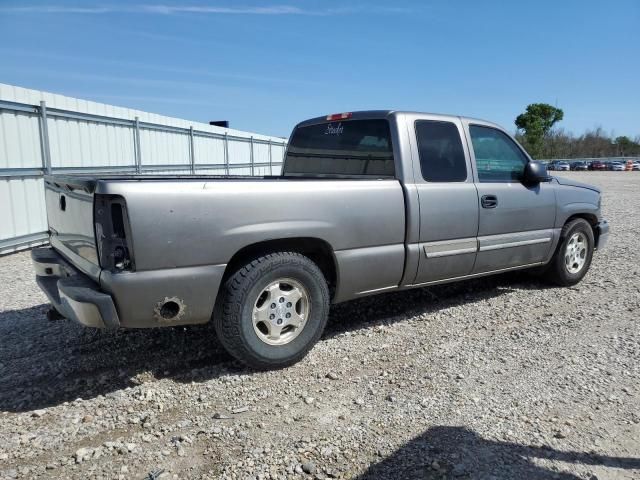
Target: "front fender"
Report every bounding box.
[556,202,599,227]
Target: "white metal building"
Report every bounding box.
[0,83,287,254]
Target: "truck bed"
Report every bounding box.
[44,173,408,323]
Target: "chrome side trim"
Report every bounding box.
[423,238,478,258]
[356,285,399,296]
[478,229,554,252]
[480,237,551,251]
[407,261,545,288]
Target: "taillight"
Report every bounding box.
[94,195,134,272]
[326,112,352,121]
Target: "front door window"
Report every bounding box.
[469,125,528,182]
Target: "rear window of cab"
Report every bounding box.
[283,119,395,178]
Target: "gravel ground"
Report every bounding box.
[0,171,638,480]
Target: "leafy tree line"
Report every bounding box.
[514,103,640,159]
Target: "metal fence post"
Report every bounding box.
[250,136,255,176]
[133,117,142,174]
[189,126,195,174]
[224,133,230,176]
[39,101,52,175]
[268,139,273,175]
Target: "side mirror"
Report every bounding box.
[522,161,551,185]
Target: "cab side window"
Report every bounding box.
[469,125,528,182]
[415,120,467,182]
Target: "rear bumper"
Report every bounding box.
[32,248,120,329]
[595,220,609,250]
[32,247,227,329]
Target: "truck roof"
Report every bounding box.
[295,110,504,130]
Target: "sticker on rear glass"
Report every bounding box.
[325,123,344,136]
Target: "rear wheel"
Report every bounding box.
[544,218,594,286]
[213,252,330,370]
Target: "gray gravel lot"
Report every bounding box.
[0,171,638,480]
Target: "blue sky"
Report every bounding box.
[0,1,638,138]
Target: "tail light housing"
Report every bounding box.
[94,195,134,272]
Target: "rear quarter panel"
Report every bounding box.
[98,179,406,302]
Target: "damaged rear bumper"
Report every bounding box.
[32,248,120,329]
[32,247,227,329]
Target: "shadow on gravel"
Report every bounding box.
[0,272,553,413]
[0,304,231,413]
[325,271,552,337]
[357,426,640,479]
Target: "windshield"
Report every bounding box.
[283,119,395,177]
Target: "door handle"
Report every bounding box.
[481,195,498,208]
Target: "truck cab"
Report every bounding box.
[285,111,607,289]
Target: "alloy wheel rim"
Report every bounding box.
[565,232,588,274]
[251,278,310,346]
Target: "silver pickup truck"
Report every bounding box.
[32,110,609,369]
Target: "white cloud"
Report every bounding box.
[0,6,114,14]
[2,4,328,15]
[0,3,412,16]
[140,5,311,15]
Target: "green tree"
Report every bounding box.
[515,103,564,158]
[614,135,637,156]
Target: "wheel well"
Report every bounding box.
[564,213,599,241]
[222,237,338,297]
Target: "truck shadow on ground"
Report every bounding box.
[356,425,640,479]
[0,272,551,412]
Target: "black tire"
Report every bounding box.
[544,218,595,286]
[213,252,330,370]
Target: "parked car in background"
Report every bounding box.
[570,161,588,171]
[548,161,570,171]
[624,160,639,171]
[589,160,607,171]
[608,161,625,171]
[31,110,609,369]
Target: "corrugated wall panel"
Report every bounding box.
[193,136,225,166]
[0,110,42,169]
[252,142,270,165]
[0,177,47,240]
[48,118,136,168]
[227,139,251,165]
[252,165,273,176]
[272,144,285,164]
[139,128,190,167]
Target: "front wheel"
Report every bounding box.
[213,252,330,370]
[544,218,595,286]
